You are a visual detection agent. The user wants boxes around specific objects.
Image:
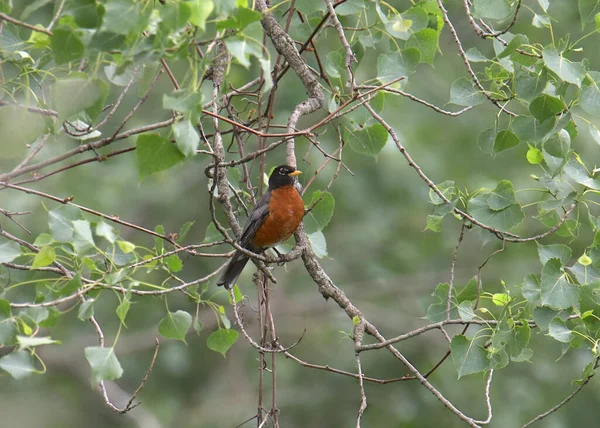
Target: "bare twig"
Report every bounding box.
[447,222,466,320]
[47,0,66,31]
[0,12,53,35]
[522,358,599,427]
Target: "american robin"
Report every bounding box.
[217,165,304,289]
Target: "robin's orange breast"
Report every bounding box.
[251,186,304,248]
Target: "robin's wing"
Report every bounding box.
[239,191,271,250]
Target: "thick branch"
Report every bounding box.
[256,0,324,167]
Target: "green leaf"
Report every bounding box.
[529,94,564,123]
[32,246,56,268]
[376,49,420,83]
[425,215,443,232]
[386,5,428,40]
[203,222,222,243]
[579,254,593,266]
[468,183,524,231]
[335,0,365,15]
[0,240,21,263]
[308,231,328,258]
[23,307,49,324]
[0,351,36,379]
[526,146,544,164]
[188,0,214,31]
[86,79,110,121]
[116,299,130,325]
[117,240,135,254]
[457,277,478,303]
[233,284,243,304]
[0,105,48,157]
[68,0,105,28]
[579,0,600,25]
[304,191,335,234]
[457,301,476,321]
[193,318,204,333]
[451,335,491,378]
[487,180,517,210]
[493,129,520,153]
[77,299,95,320]
[522,274,541,304]
[17,335,59,348]
[158,310,192,342]
[406,28,439,65]
[207,328,238,357]
[532,13,551,28]
[466,47,488,62]
[478,127,496,154]
[429,180,456,205]
[177,221,194,243]
[72,220,95,254]
[542,47,586,87]
[497,34,528,59]
[580,80,600,118]
[136,134,185,180]
[537,243,572,265]
[225,36,263,68]
[533,306,559,331]
[216,6,261,30]
[548,317,573,343]
[343,123,388,157]
[173,119,200,158]
[472,0,511,20]
[511,115,554,143]
[295,0,326,15]
[162,89,203,115]
[48,205,80,242]
[50,77,104,122]
[0,299,17,345]
[57,274,82,297]
[492,293,510,306]
[564,155,600,190]
[84,346,123,385]
[50,27,84,65]
[96,222,117,243]
[88,31,126,52]
[515,69,547,102]
[449,77,485,106]
[325,50,344,79]
[159,1,191,32]
[541,258,580,310]
[101,0,151,35]
[167,254,183,272]
[425,283,458,322]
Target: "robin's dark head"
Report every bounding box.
[269,165,302,189]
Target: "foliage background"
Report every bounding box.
[1,0,600,427]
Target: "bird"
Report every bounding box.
[217,165,304,289]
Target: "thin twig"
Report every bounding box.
[0,12,53,35]
[522,358,599,427]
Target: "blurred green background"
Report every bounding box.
[2,0,600,427]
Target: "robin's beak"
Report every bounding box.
[288,170,302,177]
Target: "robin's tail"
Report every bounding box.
[217,250,250,289]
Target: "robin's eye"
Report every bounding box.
[279,169,286,175]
